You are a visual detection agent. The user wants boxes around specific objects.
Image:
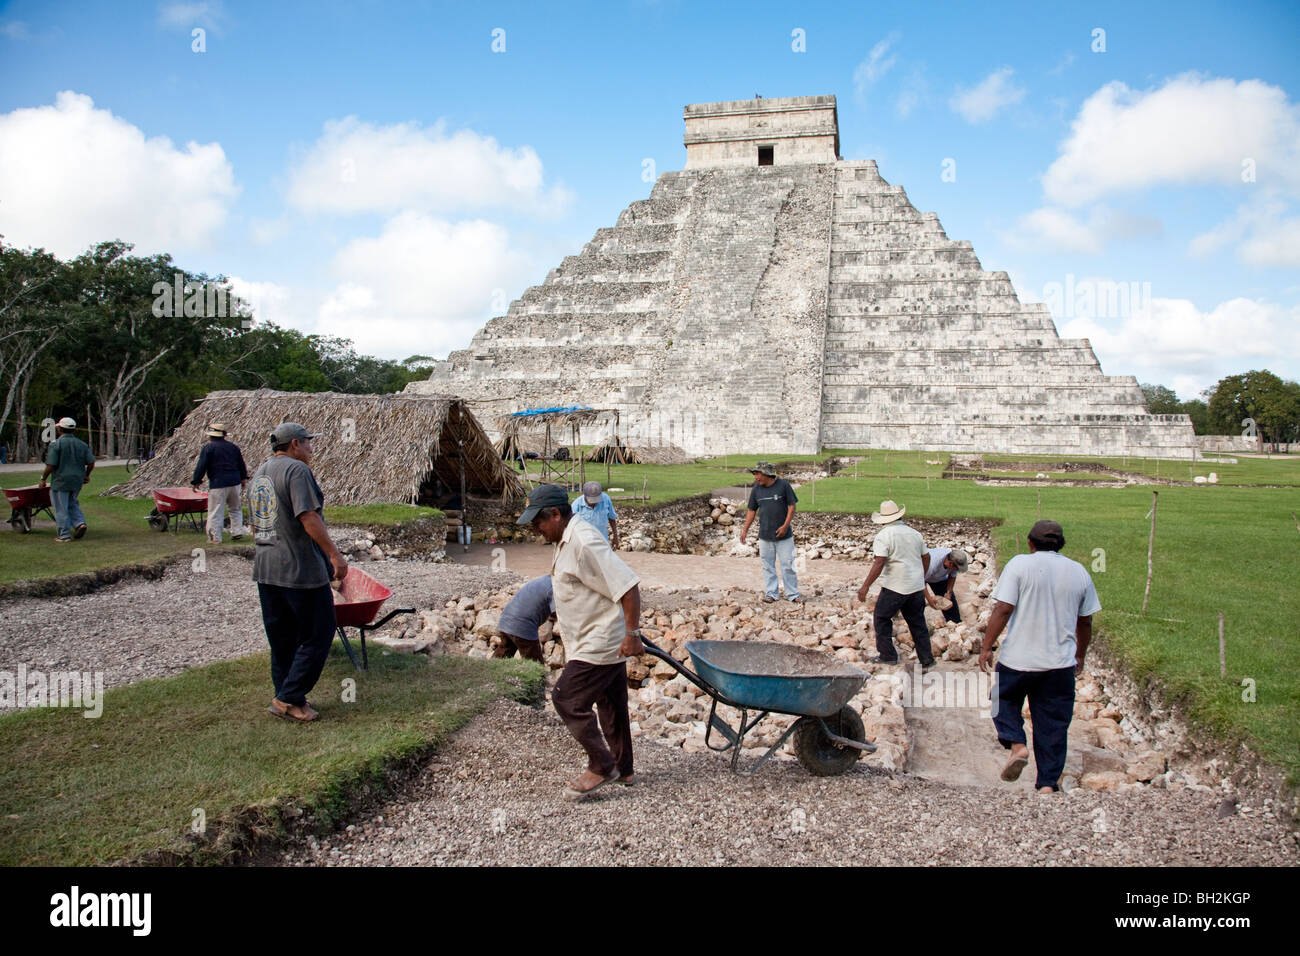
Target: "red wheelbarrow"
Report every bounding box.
[148,487,208,533]
[4,484,55,533]
[332,566,415,670]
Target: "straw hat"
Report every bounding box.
[871,499,906,524]
[205,422,228,438]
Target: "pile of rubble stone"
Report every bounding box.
[365,557,1190,792]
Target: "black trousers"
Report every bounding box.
[928,580,962,623]
[257,582,337,707]
[873,587,934,664]
[992,662,1076,790]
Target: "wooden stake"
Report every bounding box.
[1141,490,1159,616]
[1218,612,1226,678]
[1015,532,1021,554]
[1037,490,1041,520]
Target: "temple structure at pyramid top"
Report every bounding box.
[407,94,1196,459]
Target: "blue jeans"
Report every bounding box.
[50,489,85,540]
[758,536,799,600]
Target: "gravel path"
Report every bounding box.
[275,699,1297,866]
[0,552,519,701]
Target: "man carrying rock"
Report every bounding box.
[738,461,801,604]
[248,423,348,723]
[191,421,249,544]
[855,499,936,671]
[978,519,1100,794]
[519,483,643,798]
[923,546,969,624]
[493,574,555,664]
[572,480,620,548]
[39,417,95,543]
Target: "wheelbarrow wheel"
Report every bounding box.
[148,509,168,532]
[792,706,866,777]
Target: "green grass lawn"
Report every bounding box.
[0,648,543,865]
[0,465,440,585]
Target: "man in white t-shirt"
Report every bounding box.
[978,519,1101,793]
[519,483,643,800]
[855,499,937,670]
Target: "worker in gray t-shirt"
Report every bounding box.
[493,575,556,664]
[248,422,348,723]
[979,519,1101,794]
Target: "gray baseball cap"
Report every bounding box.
[270,422,321,445]
[582,480,603,504]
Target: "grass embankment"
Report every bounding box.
[0,649,544,866]
[0,464,440,585]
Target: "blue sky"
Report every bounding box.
[2,0,1298,398]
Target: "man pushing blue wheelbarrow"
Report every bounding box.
[640,637,876,776]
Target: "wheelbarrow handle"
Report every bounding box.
[638,636,720,698]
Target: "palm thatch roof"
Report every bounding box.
[586,442,694,465]
[107,389,524,504]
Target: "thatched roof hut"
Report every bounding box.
[586,442,694,465]
[108,389,524,504]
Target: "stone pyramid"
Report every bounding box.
[407,95,1195,459]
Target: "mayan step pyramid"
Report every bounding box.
[407,95,1195,459]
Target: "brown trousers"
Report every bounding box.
[493,631,546,663]
[551,659,634,777]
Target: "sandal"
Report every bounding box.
[268,698,318,722]
[563,768,619,800]
[1001,753,1028,782]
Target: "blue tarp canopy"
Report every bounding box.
[508,405,593,418]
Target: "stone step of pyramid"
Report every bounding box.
[406,95,1195,458]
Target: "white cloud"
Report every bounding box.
[895,66,930,119]
[157,2,226,32]
[224,277,296,327]
[0,91,239,258]
[1060,296,1300,394]
[2,20,30,39]
[1046,52,1075,77]
[286,116,572,218]
[1042,74,1300,206]
[853,32,900,102]
[312,211,536,359]
[1002,205,1161,255]
[949,67,1025,124]
[1190,197,1300,268]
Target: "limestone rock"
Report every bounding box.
[1127,751,1167,782]
[1079,771,1129,792]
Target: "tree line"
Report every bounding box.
[0,239,435,462]
[1141,371,1300,445]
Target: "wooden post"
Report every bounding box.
[1015,532,1021,554]
[1141,491,1159,615]
[1218,612,1226,677]
[811,477,815,508]
[1037,490,1041,520]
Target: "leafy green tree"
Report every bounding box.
[1207,370,1300,444]
[1140,383,1181,414]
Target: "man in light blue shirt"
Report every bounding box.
[978,519,1101,793]
[572,481,620,548]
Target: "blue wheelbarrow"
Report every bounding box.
[640,637,876,776]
